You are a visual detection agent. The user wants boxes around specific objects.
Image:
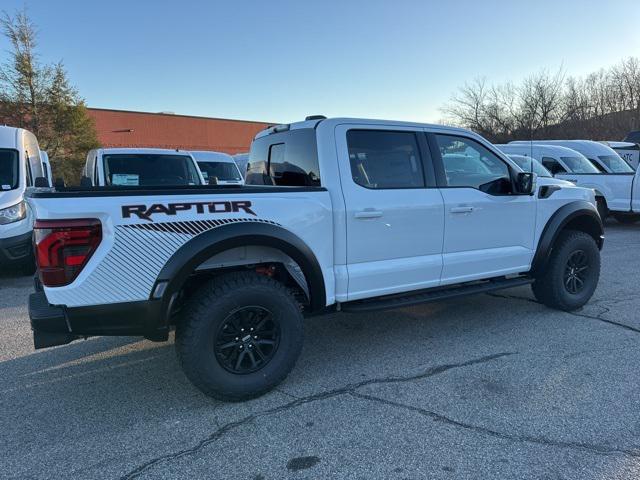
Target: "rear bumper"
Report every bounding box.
[28,291,168,349]
[0,230,33,264]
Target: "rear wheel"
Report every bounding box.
[612,213,640,224]
[176,271,303,401]
[532,230,600,311]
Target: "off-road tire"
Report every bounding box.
[531,230,600,311]
[176,271,303,401]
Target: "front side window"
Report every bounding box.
[347,130,424,189]
[0,149,19,190]
[508,155,552,177]
[103,154,203,186]
[559,156,600,174]
[197,161,242,182]
[436,134,511,194]
[597,155,634,173]
[247,128,321,186]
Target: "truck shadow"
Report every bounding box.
[0,287,541,445]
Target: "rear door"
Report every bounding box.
[429,132,536,284]
[335,125,445,301]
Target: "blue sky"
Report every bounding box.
[1,0,638,124]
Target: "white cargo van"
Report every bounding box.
[501,142,640,221]
[601,141,639,169]
[0,126,45,272]
[510,140,634,174]
[191,151,244,185]
[83,148,205,187]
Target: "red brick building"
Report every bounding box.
[87,108,272,154]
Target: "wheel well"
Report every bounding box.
[562,215,603,249]
[176,245,312,312]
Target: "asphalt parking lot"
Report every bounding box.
[1,221,640,480]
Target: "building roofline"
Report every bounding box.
[87,107,275,125]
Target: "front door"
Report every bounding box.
[335,125,445,301]
[431,133,536,285]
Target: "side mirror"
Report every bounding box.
[34,176,49,188]
[515,172,536,195]
[80,176,93,187]
[208,176,219,185]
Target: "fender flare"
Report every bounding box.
[153,222,327,319]
[530,200,604,277]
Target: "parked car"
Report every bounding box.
[510,140,634,173]
[191,151,244,185]
[0,126,46,273]
[499,142,640,221]
[27,117,603,400]
[82,148,205,187]
[601,141,639,169]
[233,153,249,178]
[504,154,552,177]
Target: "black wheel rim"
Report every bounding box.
[564,250,589,294]
[214,306,280,374]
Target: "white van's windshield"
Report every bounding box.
[103,154,203,186]
[597,155,634,173]
[0,149,19,191]
[560,156,600,173]
[197,161,242,182]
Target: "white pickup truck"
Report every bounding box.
[27,117,603,401]
[504,141,640,223]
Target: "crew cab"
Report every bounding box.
[82,148,205,187]
[505,141,640,222]
[601,141,639,169]
[27,117,603,401]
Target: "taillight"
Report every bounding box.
[33,219,102,287]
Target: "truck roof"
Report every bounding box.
[254,117,471,140]
[190,151,235,163]
[496,143,585,156]
[0,125,22,149]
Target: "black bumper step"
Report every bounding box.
[29,292,77,349]
[341,277,533,313]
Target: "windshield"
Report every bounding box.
[197,161,242,182]
[103,154,202,186]
[0,149,19,191]
[597,155,634,173]
[508,155,551,177]
[560,156,600,173]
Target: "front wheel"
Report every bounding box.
[176,272,303,401]
[532,230,600,311]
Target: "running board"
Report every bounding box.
[341,277,533,313]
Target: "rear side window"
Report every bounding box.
[247,129,320,186]
[346,130,424,189]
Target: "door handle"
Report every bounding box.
[450,206,474,214]
[355,209,383,219]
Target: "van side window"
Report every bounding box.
[541,157,567,175]
[346,130,425,189]
[435,134,511,194]
[246,128,321,186]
